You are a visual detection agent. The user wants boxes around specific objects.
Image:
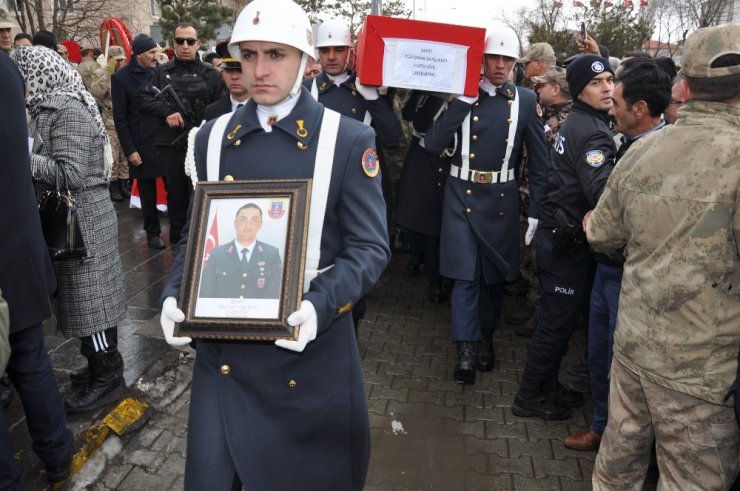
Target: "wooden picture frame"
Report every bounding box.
[175,179,311,340]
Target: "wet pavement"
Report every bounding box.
[8,200,600,490]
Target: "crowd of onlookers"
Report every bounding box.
[1,3,738,488]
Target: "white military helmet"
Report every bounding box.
[228,0,314,98]
[484,24,520,59]
[228,0,314,60]
[315,19,353,48]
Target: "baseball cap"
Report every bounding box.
[681,23,740,78]
[532,66,569,94]
[0,8,13,29]
[520,42,556,64]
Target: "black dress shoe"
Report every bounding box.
[45,460,71,483]
[477,338,495,372]
[427,279,444,304]
[453,342,476,384]
[147,236,166,249]
[512,392,571,420]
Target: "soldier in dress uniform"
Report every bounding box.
[158,0,390,489]
[423,25,548,385]
[395,90,453,303]
[199,203,282,299]
[305,19,401,328]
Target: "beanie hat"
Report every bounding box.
[33,30,58,51]
[566,54,614,98]
[132,34,158,56]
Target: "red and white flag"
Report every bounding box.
[203,212,219,266]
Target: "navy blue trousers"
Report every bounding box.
[0,323,72,490]
[588,263,623,435]
[450,254,503,341]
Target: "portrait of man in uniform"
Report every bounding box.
[199,202,283,301]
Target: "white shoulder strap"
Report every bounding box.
[206,112,235,182]
[500,88,519,180]
[310,78,319,100]
[303,108,341,292]
[363,111,372,125]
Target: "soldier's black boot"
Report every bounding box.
[453,342,477,384]
[109,180,124,202]
[477,335,495,372]
[512,376,571,420]
[544,377,584,408]
[69,349,124,387]
[65,350,123,414]
[118,179,131,199]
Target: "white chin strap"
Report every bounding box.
[290,53,310,98]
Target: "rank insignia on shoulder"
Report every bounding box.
[361,148,380,178]
[296,119,308,138]
[226,124,242,140]
[585,150,606,167]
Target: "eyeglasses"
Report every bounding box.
[174,37,197,46]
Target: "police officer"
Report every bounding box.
[395,90,452,303]
[158,0,390,488]
[199,204,282,299]
[423,25,548,385]
[137,22,224,244]
[513,54,616,420]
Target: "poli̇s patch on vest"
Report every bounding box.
[361,149,380,178]
[585,150,606,167]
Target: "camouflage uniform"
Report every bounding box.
[587,100,740,489]
[79,61,128,181]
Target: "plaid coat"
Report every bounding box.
[29,95,127,338]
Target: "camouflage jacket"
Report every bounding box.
[587,101,740,405]
[542,101,572,150]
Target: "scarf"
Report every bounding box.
[12,46,114,177]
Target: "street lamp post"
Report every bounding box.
[371,0,382,15]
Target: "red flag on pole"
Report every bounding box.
[639,0,648,6]
[624,0,634,6]
[203,212,219,266]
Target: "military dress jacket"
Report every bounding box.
[424,83,548,283]
[161,88,390,490]
[395,91,451,236]
[303,71,401,146]
[198,239,282,299]
[587,100,740,405]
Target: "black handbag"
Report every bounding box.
[38,164,87,260]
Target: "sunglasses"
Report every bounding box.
[174,37,197,46]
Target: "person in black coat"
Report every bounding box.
[0,51,73,488]
[111,34,167,249]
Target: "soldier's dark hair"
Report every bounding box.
[174,22,197,37]
[236,203,263,220]
[616,59,672,117]
[684,54,740,102]
[203,52,220,65]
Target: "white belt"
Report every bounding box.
[450,164,515,184]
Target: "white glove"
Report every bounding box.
[160,296,192,347]
[355,77,379,101]
[525,217,539,246]
[456,94,479,105]
[275,300,317,352]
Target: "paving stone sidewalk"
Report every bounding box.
[71,251,594,491]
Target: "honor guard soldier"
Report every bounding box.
[423,25,548,385]
[513,54,616,420]
[395,91,453,303]
[159,0,390,489]
[305,19,401,328]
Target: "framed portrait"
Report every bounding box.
[176,179,311,340]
